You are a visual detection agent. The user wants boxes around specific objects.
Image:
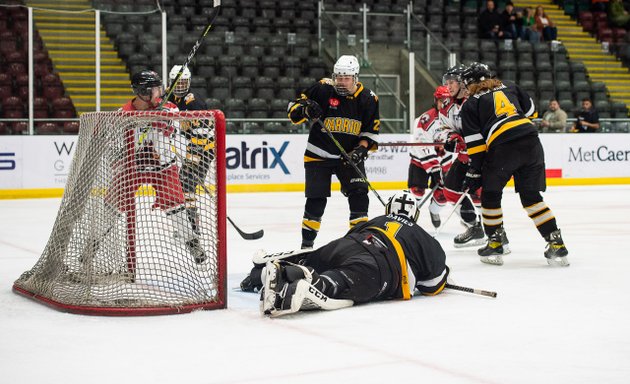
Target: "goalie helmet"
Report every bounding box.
[169,65,192,97]
[385,190,420,222]
[332,55,360,96]
[131,70,163,97]
[462,62,493,86]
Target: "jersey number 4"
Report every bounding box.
[493,91,518,118]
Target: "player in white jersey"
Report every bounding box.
[408,85,452,228]
[435,64,485,247]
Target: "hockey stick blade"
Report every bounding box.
[227,216,264,240]
[445,283,497,298]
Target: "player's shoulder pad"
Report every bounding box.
[355,83,379,102]
[319,78,334,86]
[184,93,196,104]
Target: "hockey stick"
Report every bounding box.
[138,1,222,143]
[445,283,497,298]
[157,1,221,109]
[315,118,387,207]
[433,192,467,236]
[165,146,264,240]
[416,183,440,210]
[227,216,264,240]
[378,142,444,147]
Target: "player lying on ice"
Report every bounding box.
[240,190,450,317]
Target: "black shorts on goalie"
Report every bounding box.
[242,190,450,317]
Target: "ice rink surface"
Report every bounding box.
[1,185,629,383]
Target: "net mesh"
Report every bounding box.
[13,110,226,315]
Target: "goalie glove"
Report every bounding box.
[345,144,369,165]
[462,168,482,193]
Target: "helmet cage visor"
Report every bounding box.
[170,77,191,97]
[332,73,358,96]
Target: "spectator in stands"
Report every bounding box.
[571,98,600,133]
[609,0,630,28]
[523,7,541,43]
[534,6,558,41]
[501,2,524,40]
[479,0,505,40]
[540,99,568,133]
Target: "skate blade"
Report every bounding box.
[480,254,504,265]
[453,238,487,248]
[547,256,570,267]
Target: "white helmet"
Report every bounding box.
[332,55,359,96]
[385,190,420,222]
[169,65,192,97]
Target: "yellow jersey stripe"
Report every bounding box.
[369,227,412,300]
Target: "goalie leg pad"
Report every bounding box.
[265,279,354,318]
[261,261,353,317]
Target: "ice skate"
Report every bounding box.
[300,240,314,250]
[478,227,510,265]
[544,229,570,267]
[453,221,486,248]
[186,238,206,264]
[430,212,441,228]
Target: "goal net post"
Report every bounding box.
[13,110,227,316]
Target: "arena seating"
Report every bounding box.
[0,3,76,135]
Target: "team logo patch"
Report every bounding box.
[329,98,339,107]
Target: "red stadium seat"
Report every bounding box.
[11,122,28,135]
[36,122,61,135]
[42,73,62,87]
[0,85,13,99]
[33,97,49,118]
[43,85,64,100]
[0,121,10,135]
[0,73,11,85]
[62,121,80,134]
[51,96,73,110]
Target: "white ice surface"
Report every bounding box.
[1,185,629,383]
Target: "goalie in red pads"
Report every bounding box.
[107,70,207,264]
[241,190,450,317]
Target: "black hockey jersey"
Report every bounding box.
[168,92,213,150]
[349,214,448,298]
[289,80,380,162]
[168,92,208,111]
[461,81,538,170]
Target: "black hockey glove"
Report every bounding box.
[429,168,442,189]
[462,168,482,193]
[303,99,323,121]
[346,145,369,165]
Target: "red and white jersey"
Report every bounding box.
[120,98,181,166]
[436,97,466,142]
[410,107,441,173]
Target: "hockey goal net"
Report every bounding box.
[13,110,226,315]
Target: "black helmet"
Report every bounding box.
[131,70,163,96]
[462,62,493,86]
[442,63,468,85]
